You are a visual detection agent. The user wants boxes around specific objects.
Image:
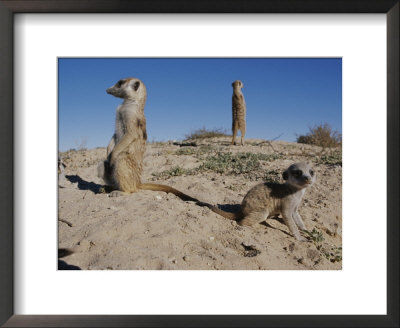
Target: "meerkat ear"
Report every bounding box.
[282,170,289,180]
[132,81,140,91]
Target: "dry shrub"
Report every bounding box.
[184,127,229,140]
[297,123,341,148]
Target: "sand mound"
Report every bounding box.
[58,138,342,270]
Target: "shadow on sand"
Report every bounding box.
[216,203,241,213]
[65,175,106,194]
[58,248,81,270]
[58,260,81,270]
[260,219,292,237]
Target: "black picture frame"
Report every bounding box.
[0,0,398,327]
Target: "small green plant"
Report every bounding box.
[152,166,195,179]
[297,123,342,148]
[263,169,281,183]
[175,148,197,156]
[199,152,244,174]
[304,228,342,263]
[200,153,252,175]
[156,151,284,180]
[184,127,229,140]
[330,247,342,263]
[249,153,283,161]
[197,152,283,176]
[317,153,342,166]
[322,246,342,263]
[174,145,214,157]
[304,228,325,243]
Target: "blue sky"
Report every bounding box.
[58,58,342,151]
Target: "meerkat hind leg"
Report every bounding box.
[240,127,246,146]
[231,130,237,145]
[238,210,268,227]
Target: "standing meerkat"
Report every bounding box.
[97,77,199,201]
[198,162,316,241]
[231,80,246,146]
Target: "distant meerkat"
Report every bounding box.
[199,162,316,241]
[231,80,246,146]
[97,77,199,201]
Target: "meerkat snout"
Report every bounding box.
[283,163,316,189]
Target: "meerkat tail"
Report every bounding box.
[139,184,236,219]
[139,183,200,202]
[196,201,237,220]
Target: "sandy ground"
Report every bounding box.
[58,137,342,270]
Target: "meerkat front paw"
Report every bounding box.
[109,190,128,197]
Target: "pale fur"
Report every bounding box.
[199,162,316,241]
[231,80,246,146]
[97,77,199,202]
[97,77,147,195]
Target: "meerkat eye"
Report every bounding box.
[309,170,314,176]
[116,80,123,87]
[293,170,302,177]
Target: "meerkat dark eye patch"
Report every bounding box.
[292,169,303,177]
[133,81,140,91]
[309,170,314,176]
[116,80,123,87]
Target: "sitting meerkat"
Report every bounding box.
[98,77,199,201]
[198,162,316,241]
[231,80,246,146]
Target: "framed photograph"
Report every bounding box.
[1,0,398,327]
